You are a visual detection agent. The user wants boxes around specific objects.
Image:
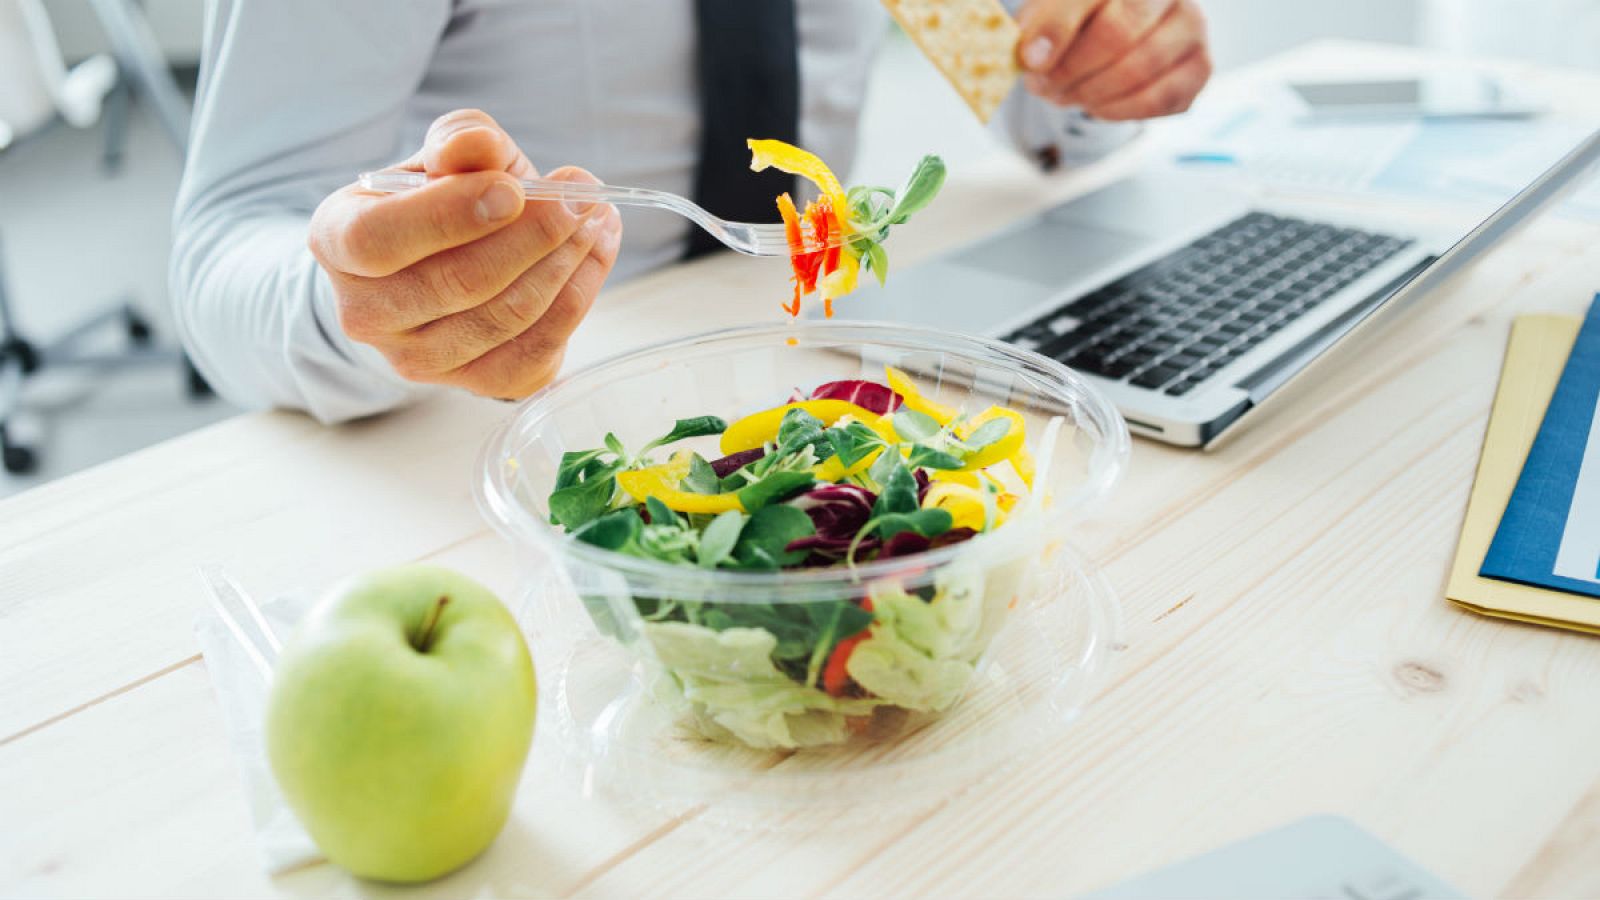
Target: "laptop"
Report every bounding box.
[829,128,1600,447]
[1081,815,1465,900]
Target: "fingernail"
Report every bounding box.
[565,198,598,217]
[1021,35,1054,70]
[476,181,521,222]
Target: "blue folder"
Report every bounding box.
[1481,293,1600,597]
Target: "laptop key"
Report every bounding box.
[1099,357,1142,378]
[1046,315,1081,335]
[1063,348,1110,372]
[1131,365,1183,388]
[1003,211,1412,393]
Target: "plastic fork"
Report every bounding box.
[358,170,845,258]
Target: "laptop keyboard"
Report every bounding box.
[1003,212,1414,396]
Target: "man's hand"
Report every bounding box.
[1016,0,1211,121]
[309,109,622,399]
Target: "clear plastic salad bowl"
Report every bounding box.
[476,321,1129,818]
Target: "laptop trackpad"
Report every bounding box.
[839,261,1054,333]
[951,220,1153,287]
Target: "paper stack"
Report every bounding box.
[1448,294,1600,633]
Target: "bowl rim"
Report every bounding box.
[475,319,1130,593]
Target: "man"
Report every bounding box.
[171,0,1210,424]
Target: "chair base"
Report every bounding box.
[0,422,36,475]
[0,297,211,477]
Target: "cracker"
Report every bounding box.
[881,0,1020,123]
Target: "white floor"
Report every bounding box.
[0,99,240,500]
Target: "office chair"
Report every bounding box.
[0,0,204,475]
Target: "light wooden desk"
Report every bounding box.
[5,41,1600,899]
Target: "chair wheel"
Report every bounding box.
[2,443,36,475]
[184,358,214,398]
[126,310,153,345]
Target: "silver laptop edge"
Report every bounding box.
[1207,125,1600,449]
[830,126,1600,448]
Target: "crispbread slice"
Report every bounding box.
[882,0,1020,122]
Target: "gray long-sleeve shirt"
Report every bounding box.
[171,0,1135,423]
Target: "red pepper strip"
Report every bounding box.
[777,192,803,251]
[802,199,833,284]
[821,596,875,697]
[776,193,805,315]
[822,632,868,696]
[779,193,851,318]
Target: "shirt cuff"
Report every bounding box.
[996,86,1143,171]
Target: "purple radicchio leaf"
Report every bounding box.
[876,531,930,559]
[710,447,765,479]
[876,526,977,561]
[929,527,978,550]
[809,380,904,415]
[783,483,877,559]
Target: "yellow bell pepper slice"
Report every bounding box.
[922,481,1011,532]
[958,406,1027,471]
[720,399,882,454]
[616,452,743,514]
[929,469,1002,490]
[747,139,850,226]
[884,366,957,425]
[819,250,859,305]
[1008,442,1037,490]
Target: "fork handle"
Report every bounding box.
[358,170,680,211]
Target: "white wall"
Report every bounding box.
[1202,0,1421,69]
[1423,0,1600,70]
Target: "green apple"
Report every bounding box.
[265,565,536,883]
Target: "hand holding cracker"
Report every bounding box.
[881,0,1210,123]
[1016,0,1211,120]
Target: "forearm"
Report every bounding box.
[169,211,420,424]
[168,0,451,422]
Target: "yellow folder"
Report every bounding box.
[1447,314,1600,634]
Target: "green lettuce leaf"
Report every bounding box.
[642,622,880,749]
[844,570,988,712]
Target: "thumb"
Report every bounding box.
[422,108,530,176]
[1016,0,1103,72]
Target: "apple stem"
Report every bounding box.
[413,595,450,652]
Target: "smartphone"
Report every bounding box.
[1288,73,1541,121]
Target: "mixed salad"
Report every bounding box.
[747,139,945,318]
[549,367,1062,749]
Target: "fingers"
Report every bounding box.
[399,205,621,376]
[1016,0,1106,75]
[450,231,615,399]
[330,168,613,344]
[1068,0,1201,108]
[1088,45,1210,120]
[422,108,528,176]
[1031,0,1175,98]
[309,170,527,278]
[1019,0,1209,118]
[310,107,617,399]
